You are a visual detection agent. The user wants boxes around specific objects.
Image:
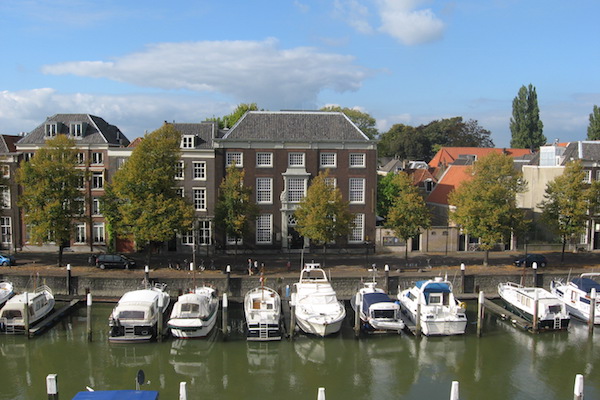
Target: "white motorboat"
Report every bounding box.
[0,281,14,307]
[0,285,55,334]
[498,281,570,330]
[293,263,346,337]
[168,286,219,338]
[397,276,467,336]
[550,273,600,324]
[109,283,170,342]
[244,285,282,341]
[351,280,404,333]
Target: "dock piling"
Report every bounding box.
[532,263,538,287]
[179,382,187,400]
[86,293,93,342]
[532,290,539,333]
[589,288,596,335]
[226,265,231,294]
[354,294,360,338]
[46,374,58,400]
[66,264,71,296]
[317,387,326,400]
[144,266,150,286]
[573,374,584,400]
[222,293,228,340]
[450,381,459,400]
[415,300,422,337]
[384,264,389,294]
[157,295,164,342]
[477,291,484,337]
[289,292,296,341]
[24,292,30,338]
[460,264,466,293]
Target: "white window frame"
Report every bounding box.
[287,177,306,202]
[193,161,206,180]
[93,222,105,244]
[0,217,11,245]
[226,152,243,167]
[348,213,365,243]
[92,197,101,216]
[181,230,194,245]
[175,161,184,180]
[256,177,273,204]
[45,123,58,137]
[320,152,337,168]
[92,171,104,189]
[91,152,103,165]
[349,153,366,168]
[583,170,592,183]
[324,177,337,188]
[288,152,305,167]
[75,223,86,244]
[181,135,195,149]
[256,152,273,167]
[70,123,83,138]
[175,187,184,197]
[256,214,272,244]
[193,188,207,211]
[0,186,9,209]
[1,164,10,179]
[198,220,211,245]
[227,234,243,245]
[349,178,365,203]
[76,153,85,165]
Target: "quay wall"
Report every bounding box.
[0,270,574,301]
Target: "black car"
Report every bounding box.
[95,254,136,270]
[514,254,547,268]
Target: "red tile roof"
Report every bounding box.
[426,165,470,205]
[428,147,532,168]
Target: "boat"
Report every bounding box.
[293,263,346,337]
[351,279,404,333]
[168,286,219,338]
[550,273,600,324]
[498,281,570,330]
[72,390,159,400]
[109,283,170,342]
[397,276,467,336]
[244,283,282,341]
[0,281,14,307]
[0,284,55,334]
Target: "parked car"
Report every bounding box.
[96,254,136,270]
[0,253,15,266]
[514,254,547,268]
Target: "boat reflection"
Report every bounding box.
[169,328,219,377]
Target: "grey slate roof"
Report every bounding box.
[168,122,217,149]
[561,141,600,164]
[220,111,370,142]
[0,135,20,153]
[17,114,130,146]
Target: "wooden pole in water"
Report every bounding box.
[24,292,30,338]
[384,264,390,294]
[354,293,361,338]
[222,293,228,341]
[86,292,93,342]
[477,291,484,337]
[157,294,164,342]
[289,292,296,341]
[532,263,538,287]
[226,265,231,294]
[589,288,596,335]
[179,382,187,400]
[144,266,150,286]
[46,374,58,400]
[532,290,539,333]
[317,387,326,400]
[66,264,71,296]
[460,263,466,293]
[450,381,459,400]
[415,298,422,337]
[573,374,584,400]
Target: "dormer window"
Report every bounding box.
[69,122,85,138]
[45,123,58,138]
[181,135,195,149]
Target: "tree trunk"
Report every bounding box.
[483,249,489,267]
[57,245,64,268]
[404,243,409,267]
[561,237,566,263]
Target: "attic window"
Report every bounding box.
[69,122,85,138]
[45,123,58,137]
[181,135,195,149]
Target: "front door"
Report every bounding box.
[288,227,304,250]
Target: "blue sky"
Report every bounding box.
[1,0,599,148]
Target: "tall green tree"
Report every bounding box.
[214,164,259,256]
[16,135,82,266]
[103,124,194,258]
[384,172,431,265]
[587,105,600,140]
[320,105,378,139]
[209,103,260,129]
[294,171,354,258]
[510,84,546,149]
[539,161,589,261]
[449,153,527,266]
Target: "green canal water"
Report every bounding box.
[0,302,597,400]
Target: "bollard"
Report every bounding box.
[477,291,484,337]
[450,381,459,400]
[415,299,422,337]
[189,262,194,271]
[532,262,538,287]
[144,266,150,286]
[532,290,539,333]
[86,293,93,342]
[226,265,231,294]
[384,264,390,294]
[317,387,326,400]
[157,295,164,342]
[66,264,71,296]
[460,263,466,293]
[589,288,596,335]
[46,374,58,400]
[222,293,228,341]
[573,374,584,400]
[179,382,187,400]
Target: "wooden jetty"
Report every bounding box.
[29,298,80,337]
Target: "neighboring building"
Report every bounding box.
[15,114,130,252]
[0,135,23,252]
[213,111,377,252]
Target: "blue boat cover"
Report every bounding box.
[571,278,600,293]
[362,292,393,314]
[72,391,159,400]
[415,281,451,293]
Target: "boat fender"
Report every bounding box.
[458,302,467,310]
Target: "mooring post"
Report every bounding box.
[66,264,71,296]
[289,291,296,341]
[460,263,466,293]
[450,381,459,400]
[415,299,422,337]
[589,288,596,335]
[354,293,361,338]
[179,382,187,400]
[532,263,538,287]
[86,292,93,342]
[24,292,30,338]
[573,374,584,400]
[157,294,164,342]
[477,291,484,337]
[144,265,150,286]
[226,265,231,294]
[222,293,228,340]
[384,264,390,294]
[532,290,539,333]
[317,387,326,400]
[46,374,58,400]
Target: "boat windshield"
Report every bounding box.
[181,303,199,313]
[372,309,396,319]
[309,294,336,304]
[547,305,562,314]
[117,310,145,319]
[427,292,450,306]
[1,310,21,319]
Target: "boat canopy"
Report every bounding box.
[361,292,394,314]
[71,390,159,400]
[416,280,451,293]
[571,277,600,293]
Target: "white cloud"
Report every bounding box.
[375,0,445,45]
[333,0,374,34]
[42,39,371,110]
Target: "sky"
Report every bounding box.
[1,0,599,148]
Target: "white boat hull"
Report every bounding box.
[295,311,345,337]
[0,285,55,333]
[168,287,219,339]
[551,276,600,325]
[244,286,282,341]
[169,316,217,338]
